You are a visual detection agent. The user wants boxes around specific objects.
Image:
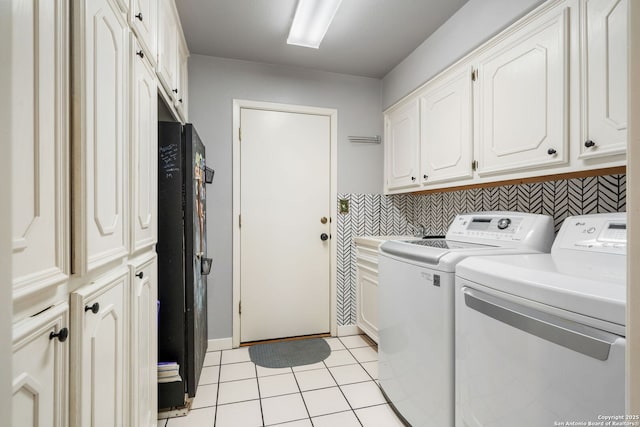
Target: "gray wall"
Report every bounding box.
[188,55,384,339]
[382,0,545,109]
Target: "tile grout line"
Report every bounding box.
[253,362,266,427]
[289,361,315,427]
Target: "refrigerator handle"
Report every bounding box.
[201,258,213,275]
[205,167,215,184]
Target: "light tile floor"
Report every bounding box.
[162,334,406,427]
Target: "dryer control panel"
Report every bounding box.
[554,213,627,255]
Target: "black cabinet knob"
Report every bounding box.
[585,140,596,148]
[179,98,183,103]
[547,148,557,155]
[135,12,143,21]
[320,233,329,241]
[137,50,144,59]
[173,88,178,94]
[49,327,69,342]
[136,271,144,279]
[423,174,428,180]
[411,176,416,181]
[84,302,100,314]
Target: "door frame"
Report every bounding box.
[231,99,338,348]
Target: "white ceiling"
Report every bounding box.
[174,0,470,78]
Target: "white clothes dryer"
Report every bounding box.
[378,212,555,427]
[455,212,627,427]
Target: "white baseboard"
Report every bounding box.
[207,337,233,352]
[337,324,362,337]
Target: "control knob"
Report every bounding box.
[497,218,511,230]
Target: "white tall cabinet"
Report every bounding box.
[10,0,186,424]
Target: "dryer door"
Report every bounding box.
[455,283,625,427]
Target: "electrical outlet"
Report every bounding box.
[339,199,349,214]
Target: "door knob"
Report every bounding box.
[320,233,329,241]
[49,327,69,342]
[85,302,100,314]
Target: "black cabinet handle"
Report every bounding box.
[137,50,144,59]
[585,140,596,148]
[547,148,557,155]
[136,272,144,279]
[85,302,99,314]
[49,327,69,342]
[135,12,143,21]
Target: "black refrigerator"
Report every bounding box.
[157,122,213,409]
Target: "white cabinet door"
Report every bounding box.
[581,0,628,159]
[385,99,420,191]
[11,0,69,300]
[157,0,179,99]
[476,6,570,175]
[131,36,158,254]
[129,0,157,65]
[128,255,157,427]
[175,35,189,121]
[12,303,69,427]
[420,68,473,185]
[355,244,380,344]
[73,0,129,274]
[70,269,128,427]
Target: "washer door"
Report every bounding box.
[455,284,625,427]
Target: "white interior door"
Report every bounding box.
[240,108,331,343]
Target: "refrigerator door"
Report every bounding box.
[183,124,209,398]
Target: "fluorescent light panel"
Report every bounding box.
[287,0,342,49]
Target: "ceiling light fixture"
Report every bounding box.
[287,0,342,49]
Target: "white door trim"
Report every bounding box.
[232,99,338,348]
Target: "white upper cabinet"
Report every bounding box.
[420,67,473,184]
[176,34,189,121]
[158,0,179,99]
[385,99,421,191]
[129,0,158,65]
[581,0,628,159]
[11,0,69,300]
[131,36,158,254]
[73,0,129,274]
[12,303,69,427]
[70,269,128,427]
[475,4,570,176]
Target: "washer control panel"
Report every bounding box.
[554,213,627,254]
[445,212,554,250]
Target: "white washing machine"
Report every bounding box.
[455,212,626,427]
[378,212,555,427]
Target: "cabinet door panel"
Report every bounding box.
[129,256,158,427]
[158,0,178,97]
[477,7,569,175]
[12,303,69,427]
[130,0,157,63]
[420,69,473,184]
[11,0,69,298]
[385,100,420,191]
[75,0,129,273]
[70,270,127,427]
[131,38,158,253]
[582,0,628,158]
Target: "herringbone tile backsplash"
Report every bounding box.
[336,174,626,326]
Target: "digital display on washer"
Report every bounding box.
[466,218,492,231]
[609,223,626,230]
